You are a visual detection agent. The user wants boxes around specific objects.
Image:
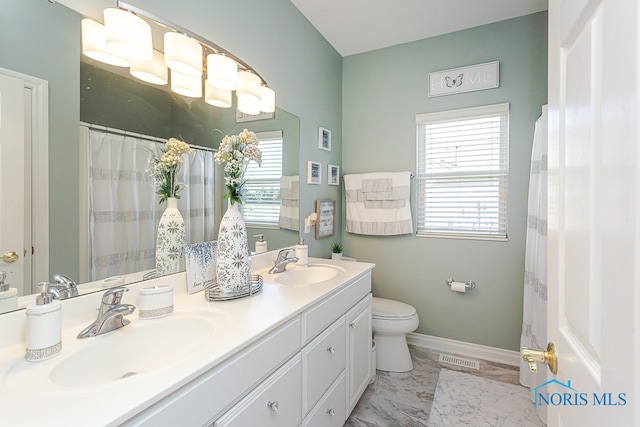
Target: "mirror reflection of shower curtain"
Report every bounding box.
[80,125,216,282]
[519,106,547,424]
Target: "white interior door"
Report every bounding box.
[0,73,26,295]
[547,0,639,425]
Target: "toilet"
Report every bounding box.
[372,297,419,372]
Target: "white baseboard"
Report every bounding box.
[407,332,521,367]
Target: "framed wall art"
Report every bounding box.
[307,160,322,184]
[315,199,335,239]
[328,164,340,186]
[318,127,331,151]
[427,61,499,97]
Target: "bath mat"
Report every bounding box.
[427,369,544,427]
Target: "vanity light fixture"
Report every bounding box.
[237,70,262,102]
[164,33,203,77]
[130,50,168,85]
[260,86,276,113]
[83,2,275,115]
[204,81,232,108]
[103,8,153,62]
[170,70,202,98]
[81,19,130,67]
[206,54,238,91]
[237,95,262,115]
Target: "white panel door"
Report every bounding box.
[0,73,26,295]
[547,0,639,425]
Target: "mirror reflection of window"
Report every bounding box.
[241,131,283,227]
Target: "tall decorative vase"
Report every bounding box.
[216,202,250,292]
[155,197,186,276]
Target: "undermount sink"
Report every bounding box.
[273,263,346,286]
[50,314,215,387]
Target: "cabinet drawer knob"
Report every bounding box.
[349,322,356,328]
[267,401,279,412]
[326,346,336,354]
[327,408,336,416]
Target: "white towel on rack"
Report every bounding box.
[278,175,299,231]
[344,171,413,235]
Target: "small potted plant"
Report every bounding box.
[331,242,343,260]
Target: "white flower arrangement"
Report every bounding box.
[214,129,262,205]
[146,137,192,203]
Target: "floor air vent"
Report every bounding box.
[438,354,480,370]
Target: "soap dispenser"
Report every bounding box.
[295,238,308,267]
[25,282,62,362]
[0,271,18,312]
[254,234,267,254]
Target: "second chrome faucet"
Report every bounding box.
[77,287,135,339]
[268,248,298,274]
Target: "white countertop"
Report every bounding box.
[0,257,374,426]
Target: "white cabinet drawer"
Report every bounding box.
[302,272,371,344]
[127,316,301,426]
[215,354,302,427]
[302,372,346,427]
[302,316,346,415]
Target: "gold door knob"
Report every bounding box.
[521,342,558,375]
[1,251,18,263]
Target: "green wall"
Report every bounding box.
[0,0,80,284]
[342,12,548,351]
[130,0,344,256]
[1,0,342,283]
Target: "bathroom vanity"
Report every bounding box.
[0,256,374,426]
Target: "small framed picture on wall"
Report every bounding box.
[328,164,340,186]
[318,127,331,151]
[315,199,335,239]
[307,160,322,184]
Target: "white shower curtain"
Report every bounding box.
[80,125,216,281]
[519,106,548,424]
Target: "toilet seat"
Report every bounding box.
[372,297,416,320]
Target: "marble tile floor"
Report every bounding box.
[345,345,527,426]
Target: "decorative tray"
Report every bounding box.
[204,275,264,301]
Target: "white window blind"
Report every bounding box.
[416,103,509,240]
[241,131,283,227]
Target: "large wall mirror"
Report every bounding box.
[0,1,300,313]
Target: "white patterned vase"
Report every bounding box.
[216,202,250,293]
[155,197,186,276]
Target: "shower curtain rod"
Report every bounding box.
[80,122,218,153]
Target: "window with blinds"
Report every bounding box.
[415,103,509,240]
[241,131,283,227]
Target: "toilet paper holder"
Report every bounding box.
[446,278,476,291]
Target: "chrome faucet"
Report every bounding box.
[50,274,79,300]
[77,287,136,339]
[268,248,298,274]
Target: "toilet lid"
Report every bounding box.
[372,297,416,320]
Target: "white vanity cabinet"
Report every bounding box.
[299,272,372,425]
[213,272,372,427]
[346,294,372,413]
[124,270,372,427]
